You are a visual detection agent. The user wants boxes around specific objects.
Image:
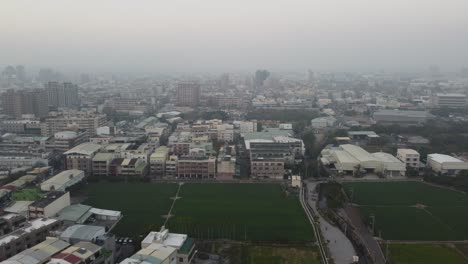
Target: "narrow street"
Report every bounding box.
[305,181,357,264]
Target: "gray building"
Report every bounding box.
[373,110,431,125]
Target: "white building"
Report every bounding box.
[397,149,420,168]
[427,154,468,176]
[139,228,196,264]
[321,144,406,176]
[432,93,467,108]
[40,169,85,192]
[311,117,336,129]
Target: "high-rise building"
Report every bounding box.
[46,81,80,108]
[1,89,48,118]
[176,82,200,107]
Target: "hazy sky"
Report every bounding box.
[1,0,468,73]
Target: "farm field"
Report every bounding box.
[85,183,314,242]
[343,181,468,241]
[85,182,179,237]
[169,184,314,242]
[385,244,467,264]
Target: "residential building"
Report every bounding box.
[165,156,178,178]
[176,82,200,107]
[45,131,89,152]
[48,241,107,264]
[1,89,48,119]
[176,156,216,179]
[311,117,336,129]
[43,113,107,136]
[1,237,69,264]
[150,146,169,178]
[64,143,102,175]
[0,120,42,134]
[0,218,62,261]
[251,159,284,179]
[46,81,80,108]
[28,191,71,218]
[92,153,115,177]
[397,149,420,168]
[139,228,196,264]
[427,154,468,176]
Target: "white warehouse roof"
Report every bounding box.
[428,154,464,163]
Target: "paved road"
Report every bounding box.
[343,205,386,264]
[306,181,357,264]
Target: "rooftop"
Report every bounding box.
[57,204,93,223]
[64,143,101,156]
[2,238,70,264]
[428,153,464,163]
[60,225,106,242]
[30,191,68,208]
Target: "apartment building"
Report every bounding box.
[251,159,285,179]
[64,143,102,175]
[43,113,107,136]
[176,82,200,107]
[28,191,71,218]
[150,146,169,178]
[0,218,62,261]
[45,130,89,152]
[397,148,420,168]
[176,156,216,179]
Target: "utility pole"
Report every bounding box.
[370,214,375,235]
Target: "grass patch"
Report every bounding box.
[84,183,314,242]
[344,181,468,240]
[248,246,321,264]
[85,182,178,237]
[12,188,43,201]
[344,181,468,206]
[170,184,314,242]
[386,244,467,264]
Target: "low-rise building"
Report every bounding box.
[64,143,102,176]
[40,170,85,192]
[176,156,216,179]
[251,159,284,179]
[427,154,468,176]
[321,144,406,177]
[0,219,62,261]
[397,149,420,168]
[373,110,431,125]
[2,237,69,264]
[150,146,169,178]
[49,241,106,264]
[311,117,336,129]
[432,93,467,108]
[140,228,196,264]
[28,191,71,218]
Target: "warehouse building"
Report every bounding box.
[373,110,432,125]
[321,144,406,177]
[40,169,85,192]
[427,154,468,176]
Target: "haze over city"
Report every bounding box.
[2,1,468,264]
[2,0,468,73]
